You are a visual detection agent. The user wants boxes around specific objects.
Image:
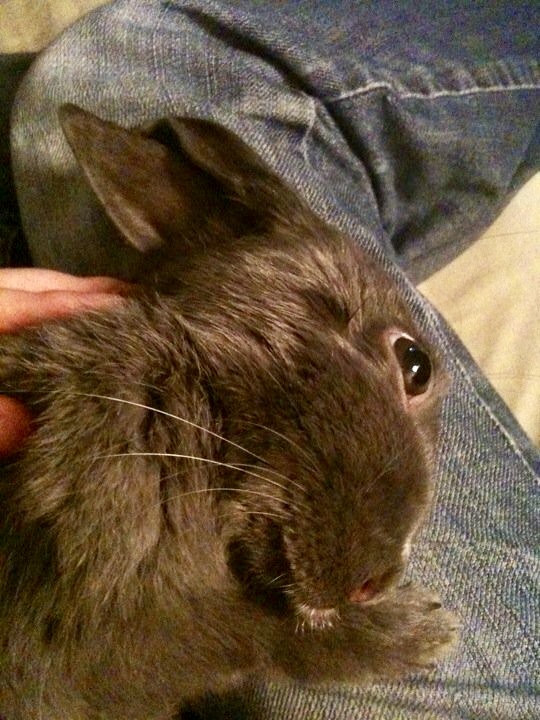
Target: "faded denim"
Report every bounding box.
[8,1,540,718]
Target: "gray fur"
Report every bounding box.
[0,107,456,719]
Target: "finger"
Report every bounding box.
[0,268,129,294]
[0,396,33,458]
[0,289,124,332]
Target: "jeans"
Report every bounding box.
[8,1,540,717]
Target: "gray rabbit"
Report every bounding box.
[0,106,457,719]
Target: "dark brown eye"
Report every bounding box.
[393,336,432,396]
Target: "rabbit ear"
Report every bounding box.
[149,116,288,212]
[59,104,296,255]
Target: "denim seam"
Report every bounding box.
[325,81,540,105]
[300,94,318,167]
[152,0,175,110]
[425,303,539,480]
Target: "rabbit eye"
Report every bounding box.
[393,336,432,396]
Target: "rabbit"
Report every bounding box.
[0,105,457,720]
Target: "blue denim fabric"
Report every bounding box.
[9,1,540,717]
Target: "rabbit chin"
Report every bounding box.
[294,604,340,631]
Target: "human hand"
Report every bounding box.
[0,268,127,457]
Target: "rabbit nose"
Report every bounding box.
[349,578,379,604]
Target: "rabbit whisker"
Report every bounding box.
[76,393,271,467]
[240,420,315,468]
[266,573,287,587]
[97,452,310,514]
[162,486,292,510]
[242,511,289,521]
[358,448,407,500]
[230,462,306,495]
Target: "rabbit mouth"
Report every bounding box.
[226,521,341,631]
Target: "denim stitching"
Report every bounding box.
[300,93,317,167]
[326,81,540,104]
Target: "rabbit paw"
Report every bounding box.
[276,583,458,684]
[353,582,459,674]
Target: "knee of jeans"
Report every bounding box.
[9,0,367,270]
[9,0,177,270]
